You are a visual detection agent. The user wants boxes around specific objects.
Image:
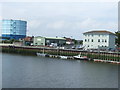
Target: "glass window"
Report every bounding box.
[91,39,93,42]
[105,39,107,42]
[98,39,100,42]
[14,22,16,24]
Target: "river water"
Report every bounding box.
[2,53,118,88]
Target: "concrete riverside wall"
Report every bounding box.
[1,46,120,62]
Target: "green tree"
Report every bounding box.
[115,31,120,47]
[10,39,15,44]
[2,39,19,44]
[79,40,83,45]
[73,39,78,45]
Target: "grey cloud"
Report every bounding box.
[1,2,118,39]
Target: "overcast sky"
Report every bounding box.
[0,1,118,39]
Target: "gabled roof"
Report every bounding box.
[83,30,115,35]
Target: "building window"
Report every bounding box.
[105,39,107,42]
[88,45,89,47]
[46,40,50,43]
[37,39,41,41]
[85,39,87,42]
[91,39,93,42]
[98,39,100,42]
[13,22,16,24]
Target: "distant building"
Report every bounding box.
[83,30,116,50]
[1,19,27,40]
[13,41,24,46]
[22,36,34,46]
[33,36,66,46]
[64,38,74,45]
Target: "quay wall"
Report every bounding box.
[1,46,120,62]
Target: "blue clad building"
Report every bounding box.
[2,19,27,40]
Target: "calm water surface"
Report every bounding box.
[2,53,118,88]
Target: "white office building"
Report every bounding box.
[83,30,116,50]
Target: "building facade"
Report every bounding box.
[33,36,66,46]
[22,36,34,46]
[2,19,27,40]
[65,38,74,45]
[83,30,116,50]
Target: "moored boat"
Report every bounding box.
[36,53,47,57]
[60,56,68,59]
[117,62,120,64]
[73,53,88,60]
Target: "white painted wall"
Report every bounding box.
[109,34,115,49]
[33,37,45,46]
[83,32,115,50]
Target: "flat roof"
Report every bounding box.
[45,37,66,40]
[2,19,27,22]
[35,36,66,40]
[83,30,115,35]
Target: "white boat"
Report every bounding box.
[117,62,120,64]
[36,48,47,57]
[36,53,47,57]
[59,56,68,59]
[73,53,88,60]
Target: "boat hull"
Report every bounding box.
[60,56,68,59]
[36,53,47,57]
[74,57,88,60]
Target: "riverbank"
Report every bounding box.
[1,45,120,64]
